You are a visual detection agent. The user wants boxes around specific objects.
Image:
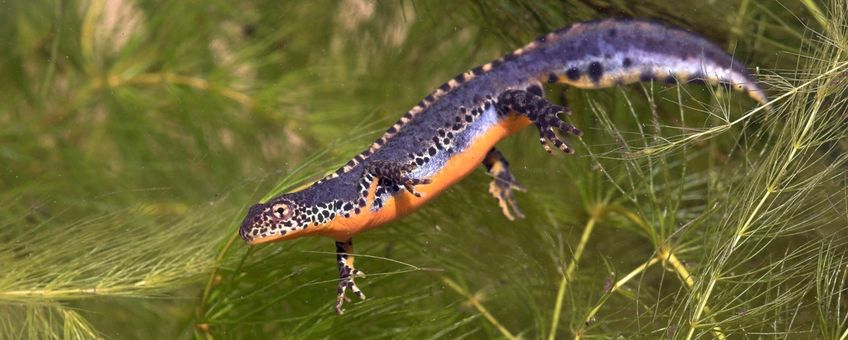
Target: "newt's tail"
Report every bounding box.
[517,19,768,105]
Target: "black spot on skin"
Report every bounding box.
[454,73,467,83]
[403,112,413,119]
[428,147,437,156]
[465,115,473,123]
[547,73,558,83]
[504,53,518,62]
[387,126,397,134]
[439,82,451,91]
[640,72,655,82]
[665,76,677,84]
[622,58,633,68]
[472,66,485,75]
[459,107,467,114]
[415,158,424,166]
[566,67,580,81]
[607,28,617,38]
[588,62,604,83]
[354,208,361,214]
[417,100,426,107]
[491,59,503,68]
[425,94,435,103]
[527,85,543,97]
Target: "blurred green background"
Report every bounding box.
[2,0,847,338]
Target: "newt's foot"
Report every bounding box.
[489,173,526,220]
[534,105,582,154]
[496,89,582,154]
[335,269,366,315]
[483,148,526,220]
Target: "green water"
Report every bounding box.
[1,0,847,338]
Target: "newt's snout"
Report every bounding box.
[239,203,266,243]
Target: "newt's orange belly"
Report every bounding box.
[319,114,532,241]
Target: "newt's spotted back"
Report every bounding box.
[238,18,767,314]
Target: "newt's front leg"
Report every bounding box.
[366,160,431,197]
[496,88,582,154]
[335,239,365,315]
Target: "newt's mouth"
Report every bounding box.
[245,234,283,245]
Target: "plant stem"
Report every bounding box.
[40,0,64,99]
[1,282,156,299]
[109,73,255,108]
[659,246,726,340]
[197,231,240,319]
[80,0,104,75]
[575,257,661,340]
[441,277,518,340]
[548,206,605,340]
[800,0,831,36]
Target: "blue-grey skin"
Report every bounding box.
[239,18,767,244]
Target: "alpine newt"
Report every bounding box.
[238,18,768,314]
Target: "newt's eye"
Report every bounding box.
[271,203,292,219]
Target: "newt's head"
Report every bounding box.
[239,189,349,245]
[239,195,308,245]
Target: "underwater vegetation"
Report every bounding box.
[1,0,847,338]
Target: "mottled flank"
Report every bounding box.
[237,18,767,314]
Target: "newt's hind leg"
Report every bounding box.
[335,239,366,315]
[483,148,526,221]
[497,89,582,154]
[366,160,431,197]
